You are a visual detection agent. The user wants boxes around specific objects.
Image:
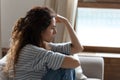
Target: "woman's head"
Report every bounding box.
[13,6,56,47]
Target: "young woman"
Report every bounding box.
[4,6,83,80]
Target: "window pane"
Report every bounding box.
[76,8,120,47]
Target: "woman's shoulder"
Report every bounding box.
[19,44,49,58]
[22,44,47,53]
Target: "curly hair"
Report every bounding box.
[4,6,56,77]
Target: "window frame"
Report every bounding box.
[77,0,120,53]
[78,0,120,9]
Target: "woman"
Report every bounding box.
[4,6,83,80]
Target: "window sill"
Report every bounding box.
[83,45,120,53]
[78,52,120,58]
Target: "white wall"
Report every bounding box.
[1,0,46,48]
[0,0,2,58]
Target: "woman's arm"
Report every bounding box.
[56,15,84,54]
[61,55,80,68]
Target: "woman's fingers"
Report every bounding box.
[55,15,67,23]
[55,15,62,23]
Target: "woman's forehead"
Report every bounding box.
[51,18,56,25]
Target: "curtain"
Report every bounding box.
[45,0,78,42]
[62,0,78,42]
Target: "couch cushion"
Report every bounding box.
[77,78,101,80]
[74,54,87,80]
[0,56,8,80]
[87,78,101,80]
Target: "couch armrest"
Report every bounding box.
[78,56,104,80]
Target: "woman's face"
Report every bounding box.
[41,18,57,42]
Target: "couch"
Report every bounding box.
[78,56,104,80]
[0,55,104,80]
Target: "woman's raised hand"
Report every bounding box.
[55,15,68,24]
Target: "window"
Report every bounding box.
[76,0,120,53]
